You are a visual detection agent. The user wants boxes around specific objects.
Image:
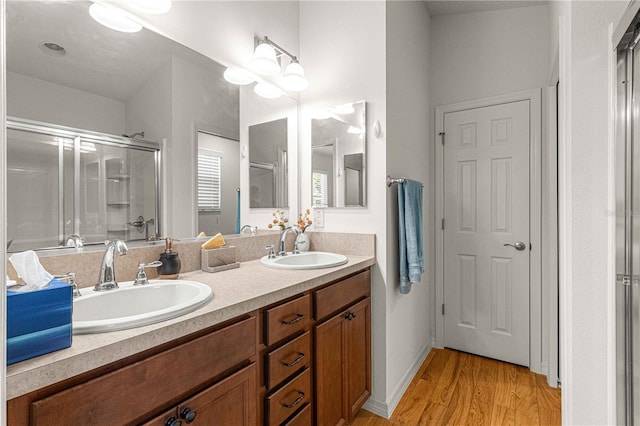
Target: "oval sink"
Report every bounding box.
[260,251,348,270]
[73,280,213,334]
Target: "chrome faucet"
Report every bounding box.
[278,226,299,256]
[95,240,128,291]
[241,225,258,235]
[65,234,83,248]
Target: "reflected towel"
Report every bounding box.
[398,179,424,294]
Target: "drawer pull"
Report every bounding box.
[165,417,182,426]
[345,311,357,321]
[180,407,197,424]
[281,352,305,367]
[282,390,305,409]
[281,313,304,325]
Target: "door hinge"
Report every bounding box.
[441,218,445,230]
[442,304,445,315]
[439,132,445,145]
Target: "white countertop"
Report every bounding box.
[6,255,375,400]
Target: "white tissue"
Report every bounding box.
[9,251,53,292]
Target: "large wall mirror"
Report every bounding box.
[311,101,367,208]
[6,0,296,251]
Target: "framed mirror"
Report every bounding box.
[311,101,367,208]
[5,0,297,250]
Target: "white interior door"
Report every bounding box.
[443,100,530,366]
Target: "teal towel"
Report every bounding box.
[398,179,424,294]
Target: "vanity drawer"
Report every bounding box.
[266,367,312,426]
[31,316,257,425]
[266,331,312,389]
[282,403,312,426]
[264,294,311,345]
[314,269,371,320]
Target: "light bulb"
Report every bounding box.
[332,103,355,115]
[254,82,283,99]
[250,43,280,75]
[281,60,308,91]
[89,3,142,33]
[223,67,254,85]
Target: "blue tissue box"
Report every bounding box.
[7,279,72,365]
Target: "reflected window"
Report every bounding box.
[197,149,222,212]
[313,170,329,207]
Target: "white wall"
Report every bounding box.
[555,1,628,423]
[299,0,389,412]
[7,72,125,135]
[430,5,550,108]
[385,0,432,413]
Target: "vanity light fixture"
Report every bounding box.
[332,103,355,115]
[224,35,308,96]
[89,2,142,33]
[254,81,284,99]
[347,126,363,135]
[223,67,254,85]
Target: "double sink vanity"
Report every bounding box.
[6,232,375,425]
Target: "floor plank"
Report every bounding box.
[352,348,561,426]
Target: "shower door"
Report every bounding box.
[616,23,640,425]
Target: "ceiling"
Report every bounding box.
[424,0,548,16]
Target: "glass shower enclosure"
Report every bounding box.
[616,14,640,425]
[7,119,161,252]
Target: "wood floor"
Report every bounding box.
[352,348,561,425]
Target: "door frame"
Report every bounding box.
[435,88,543,374]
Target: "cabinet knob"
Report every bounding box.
[180,407,197,424]
[344,312,356,321]
[165,417,182,426]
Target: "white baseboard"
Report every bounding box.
[363,342,432,419]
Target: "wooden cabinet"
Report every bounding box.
[7,268,372,426]
[144,363,257,425]
[10,315,258,425]
[314,271,371,426]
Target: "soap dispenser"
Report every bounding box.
[158,238,181,279]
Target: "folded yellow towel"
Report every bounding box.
[201,233,225,249]
[197,231,206,238]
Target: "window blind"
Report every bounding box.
[312,170,328,207]
[198,149,222,212]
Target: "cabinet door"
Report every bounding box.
[178,363,257,425]
[315,311,347,426]
[146,363,257,425]
[345,297,371,421]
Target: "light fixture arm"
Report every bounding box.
[256,36,298,62]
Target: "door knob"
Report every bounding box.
[504,242,526,251]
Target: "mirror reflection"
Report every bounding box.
[249,118,289,209]
[6,0,262,249]
[311,101,367,208]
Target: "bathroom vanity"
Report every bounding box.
[6,250,374,425]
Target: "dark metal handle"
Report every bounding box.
[282,391,305,409]
[281,352,305,367]
[344,312,357,321]
[180,407,197,424]
[281,313,304,325]
[165,417,182,426]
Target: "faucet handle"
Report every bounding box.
[293,240,301,255]
[134,261,163,286]
[55,272,81,298]
[265,244,276,259]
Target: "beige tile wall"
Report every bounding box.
[7,231,375,289]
